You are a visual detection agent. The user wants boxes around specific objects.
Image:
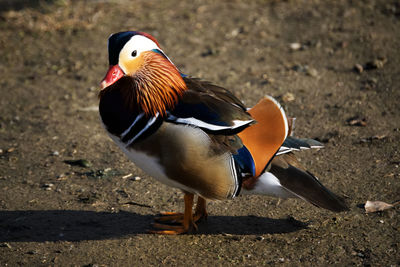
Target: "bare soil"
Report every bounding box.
[0,0,399,266]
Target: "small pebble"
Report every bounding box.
[359,135,386,143]
[346,116,367,127]
[289,42,302,51]
[282,92,295,103]
[291,64,306,72]
[306,67,318,77]
[201,47,215,57]
[0,243,11,248]
[64,159,91,168]
[42,183,54,190]
[230,28,240,37]
[354,64,363,73]
[52,151,60,156]
[365,58,387,70]
[122,173,133,179]
[340,41,348,48]
[132,176,141,181]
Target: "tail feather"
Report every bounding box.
[277,137,324,156]
[269,155,348,212]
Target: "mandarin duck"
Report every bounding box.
[99,31,348,234]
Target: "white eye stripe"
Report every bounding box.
[120,35,160,60]
[118,35,163,73]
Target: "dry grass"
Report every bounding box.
[2,0,106,32]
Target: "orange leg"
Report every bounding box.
[193,196,208,222]
[149,193,195,235]
[154,196,208,224]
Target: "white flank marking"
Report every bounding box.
[241,172,295,198]
[229,156,240,197]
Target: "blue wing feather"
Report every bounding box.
[233,145,256,178]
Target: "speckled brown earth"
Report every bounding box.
[0,0,399,266]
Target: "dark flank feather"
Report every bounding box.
[282,137,310,150]
[183,77,247,110]
[270,154,348,212]
[167,77,254,134]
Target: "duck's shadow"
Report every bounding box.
[0,210,307,242]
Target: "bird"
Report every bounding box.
[98,31,348,234]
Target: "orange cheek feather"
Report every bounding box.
[121,54,145,75]
[113,51,187,117]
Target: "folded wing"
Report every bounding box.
[166,77,254,135]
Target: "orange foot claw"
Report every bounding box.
[148,221,198,235]
[147,229,187,235]
[148,194,208,235]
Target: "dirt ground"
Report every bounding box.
[0,0,399,265]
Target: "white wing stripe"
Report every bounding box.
[169,115,253,131]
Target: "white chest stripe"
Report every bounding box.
[125,113,159,147]
[120,113,145,139]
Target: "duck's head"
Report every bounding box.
[100,31,187,115]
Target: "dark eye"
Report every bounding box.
[131,50,137,57]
